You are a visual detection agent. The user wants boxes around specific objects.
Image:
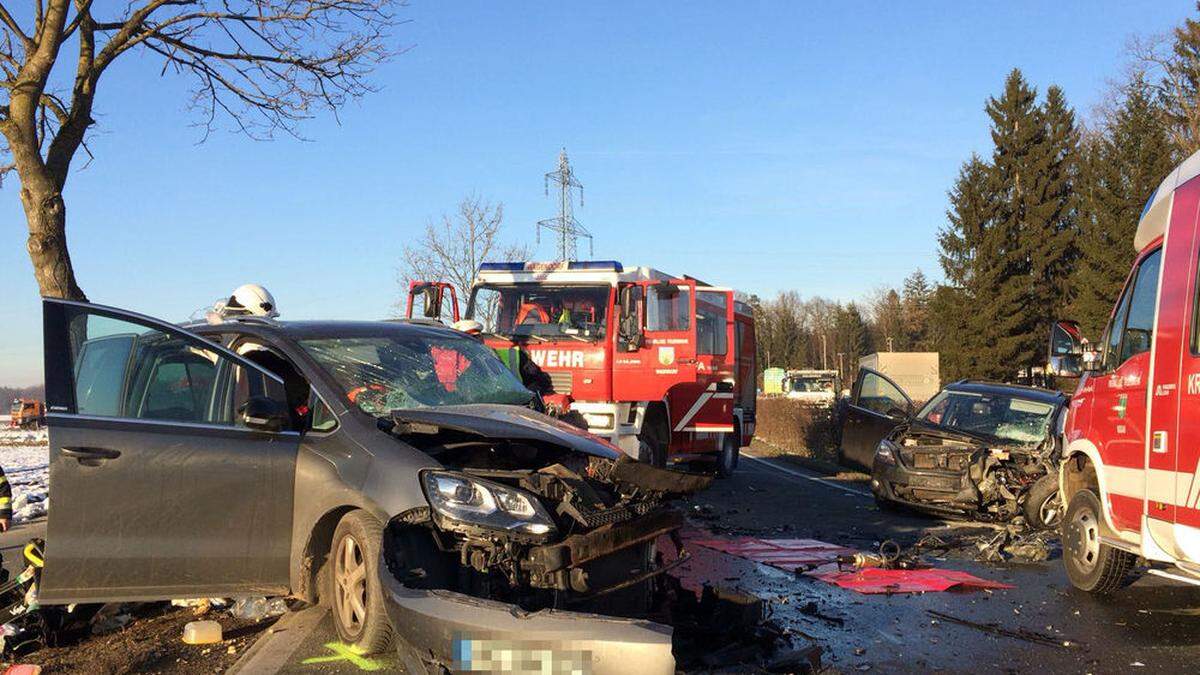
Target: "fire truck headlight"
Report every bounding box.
[582,412,615,431]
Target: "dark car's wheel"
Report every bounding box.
[1023,475,1062,530]
[327,510,394,654]
[716,433,739,478]
[1062,489,1136,594]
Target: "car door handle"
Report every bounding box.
[61,446,121,465]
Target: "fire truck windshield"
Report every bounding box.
[468,285,610,342]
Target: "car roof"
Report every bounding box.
[942,380,1067,404]
[188,318,465,341]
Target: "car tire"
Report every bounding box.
[1023,475,1062,530]
[716,434,739,478]
[1062,489,1136,594]
[326,510,394,654]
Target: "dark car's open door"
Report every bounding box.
[839,368,913,470]
[40,299,300,604]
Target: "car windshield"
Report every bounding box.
[789,377,834,393]
[300,332,533,416]
[9,401,21,414]
[917,390,1056,445]
[468,284,609,341]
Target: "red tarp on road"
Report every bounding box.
[690,536,1013,594]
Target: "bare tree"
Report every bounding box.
[1130,27,1200,156]
[399,194,529,320]
[0,0,402,299]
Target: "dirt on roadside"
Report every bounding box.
[5,603,277,674]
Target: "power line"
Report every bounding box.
[537,148,592,261]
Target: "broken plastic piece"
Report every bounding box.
[812,567,1013,594]
[182,620,222,644]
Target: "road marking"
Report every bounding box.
[302,642,388,671]
[742,454,872,498]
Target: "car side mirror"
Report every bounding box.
[238,396,288,432]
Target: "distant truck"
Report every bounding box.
[8,399,44,430]
[857,352,939,403]
[782,369,841,407]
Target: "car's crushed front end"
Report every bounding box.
[377,404,711,674]
[871,420,1058,523]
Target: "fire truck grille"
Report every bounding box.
[547,371,573,395]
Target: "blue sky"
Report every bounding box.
[1,0,1194,384]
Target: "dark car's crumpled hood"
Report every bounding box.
[389,404,623,460]
[897,418,994,447]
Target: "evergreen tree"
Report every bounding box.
[984,68,1051,379]
[834,303,872,381]
[901,269,933,348]
[1074,75,1178,336]
[938,155,992,288]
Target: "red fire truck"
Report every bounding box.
[1049,151,1200,593]
[408,260,757,476]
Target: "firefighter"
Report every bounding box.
[0,464,12,532]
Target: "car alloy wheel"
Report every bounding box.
[1039,493,1063,529]
[334,533,368,637]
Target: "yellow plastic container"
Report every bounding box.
[182,619,223,644]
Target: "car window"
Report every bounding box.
[856,371,907,416]
[310,392,338,432]
[65,309,283,426]
[1120,248,1162,364]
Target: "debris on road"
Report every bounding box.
[926,609,1079,649]
[913,526,1058,563]
[181,620,222,645]
[691,535,1012,594]
[228,597,287,623]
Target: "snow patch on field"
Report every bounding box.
[0,425,49,522]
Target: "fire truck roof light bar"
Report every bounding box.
[478,261,624,273]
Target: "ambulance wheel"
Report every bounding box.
[1062,489,1135,595]
[716,434,739,478]
[326,510,394,654]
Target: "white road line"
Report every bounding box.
[742,454,872,498]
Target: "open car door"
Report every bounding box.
[613,279,698,401]
[40,299,300,603]
[405,281,460,323]
[839,367,913,470]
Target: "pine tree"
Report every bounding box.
[901,269,933,348]
[834,303,872,381]
[938,155,992,288]
[1074,75,1178,337]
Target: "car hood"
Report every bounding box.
[389,404,623,460]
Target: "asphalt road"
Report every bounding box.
[234,447,1200,673]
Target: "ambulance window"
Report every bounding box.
[1102,288,1132,371]
[1119,248,1161,364]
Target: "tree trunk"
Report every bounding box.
[18,173,86,301]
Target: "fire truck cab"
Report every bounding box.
[409,260,757,476]
[1051,150,1200,593]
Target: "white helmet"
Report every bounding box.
[222,284,279,318]
[452,319,483,334]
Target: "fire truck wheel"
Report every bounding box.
[716,434,739,478]
[1062,489,1135,595]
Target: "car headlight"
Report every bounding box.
[875,439,899,466]
[421,471,557,539]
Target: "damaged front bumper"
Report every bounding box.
[381,567,675,674]
[872,460,980,517]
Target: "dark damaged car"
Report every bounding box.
[38,300,708,673]
[840,373,1068,529]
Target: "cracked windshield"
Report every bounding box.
[918,390,1054,445]
[300,332,532,415]
[469,285,609,341]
